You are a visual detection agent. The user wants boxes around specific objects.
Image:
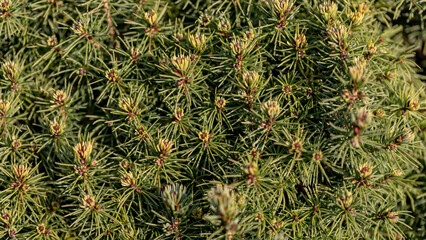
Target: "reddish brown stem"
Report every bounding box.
[103,0,116,37]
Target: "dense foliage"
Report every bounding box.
[0,0,425,239]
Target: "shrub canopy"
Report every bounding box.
[0,0,425,239]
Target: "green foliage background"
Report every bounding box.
[0,0,425,239]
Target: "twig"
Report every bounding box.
[103,0,116,37]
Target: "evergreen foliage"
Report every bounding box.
[0,0,425,239]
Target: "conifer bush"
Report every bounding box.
[0,0,425,239]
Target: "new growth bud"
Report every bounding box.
[215,96,226,110]
[312,151,323,162]
[13,164,30,180]
[207,184,243,236]
[375,108,385,117]
[121,172,141,193]
[392,169,403,177]
[52,89,66,106]
[50,119,64,138]
[349,58,367,87]
[365,43,377,59]
[105,69,122,83]
[0,99,10,118]
[243,161,258,185]
[118,97,141,121]
[273,0,292,13]
[337,190,353,210]
[188,33,207,52]
[230,38,249,56]
[349,3,368,26]
[243,29,256,41]
[173,107,184,122]
[10,164,31,192]
[82,195,101,211]
[11,138,21,152]
[198,12,212,27]
[36,223,51,236]
[273,0,293,28]
[407,99,419,111]
[0,0,12,13]
[320,2,337,23]
[73,142,93,163]
[2,61,20,82]
[353,108,372,129]
[198,130,211,148]
[72,21,87,36]
[290,138,303,154]
[294,33,308,56]
[144,9,158,26]
[162,184,188,215]
[358,162,374,179]
[157,138,174,157]
[171,54,192,75]
[134,125,149,140]
[130,48,141,63]
[46,36,57,47]
[217,17,231,33]
[261,100,280,120]
[242,71,260,92]
[386,212,398,222]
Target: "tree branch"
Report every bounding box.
[103,0,116,37]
